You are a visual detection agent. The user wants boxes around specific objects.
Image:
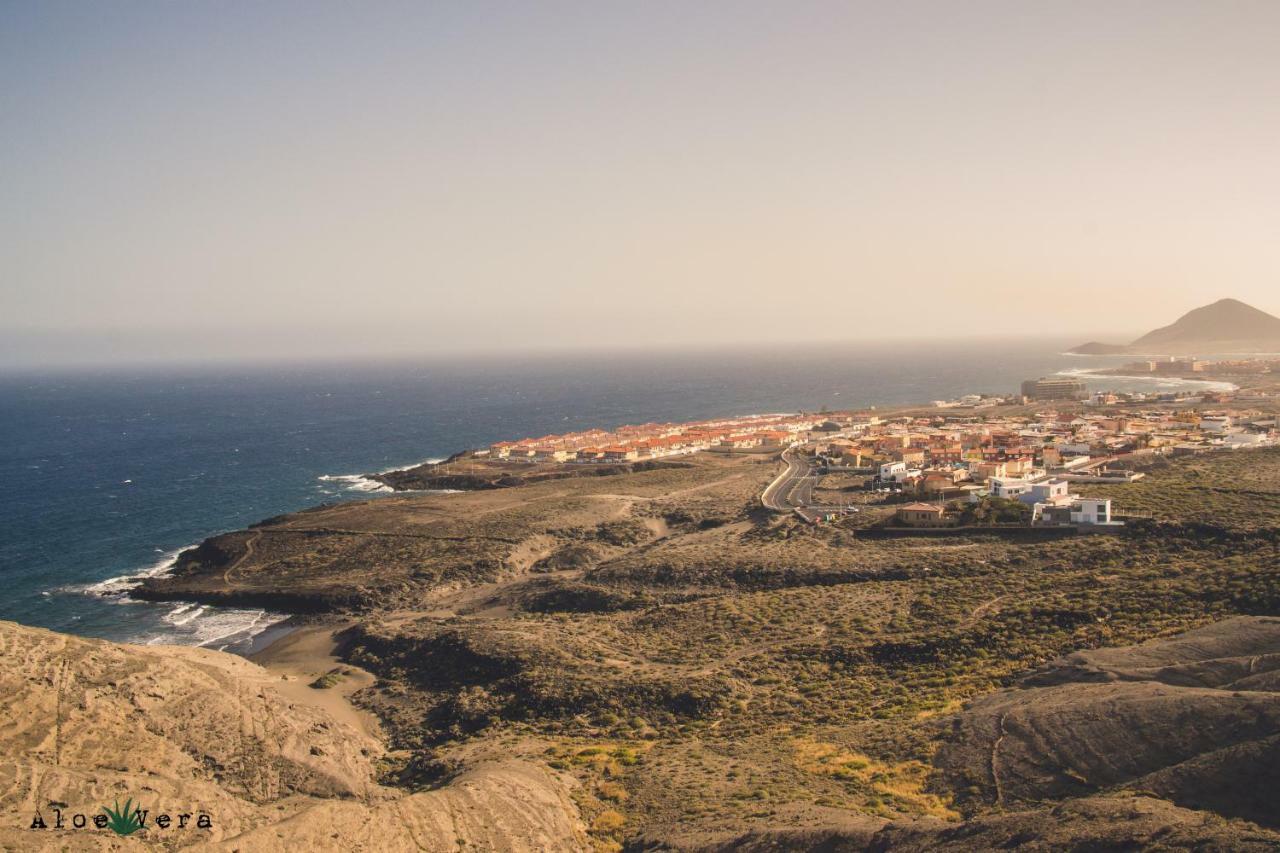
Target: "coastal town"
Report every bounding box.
[461,364,1279,532]
[12,0,1280,844]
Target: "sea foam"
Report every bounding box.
[61,546,286,653]
[317,457,446,494]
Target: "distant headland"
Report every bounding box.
[1069,298,1280,355]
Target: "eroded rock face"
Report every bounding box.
[936,616,1280,827]
[0,621,587,851]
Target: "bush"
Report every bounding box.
[591,809,626,833]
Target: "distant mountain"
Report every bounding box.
[1069,341,1132,356]
[1131,298,1280,347]
[1069,298,1280,355]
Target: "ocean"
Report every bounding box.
[0,340,1232,651]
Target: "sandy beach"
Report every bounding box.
[249,618,383,740]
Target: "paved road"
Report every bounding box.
[761,448,821,511]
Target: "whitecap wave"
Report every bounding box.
[316,473,393,493]
[317,457,447,494]
[54,545,287,654]
[60,547,189,600]
[376,456,445,474]
[142,605,285,652]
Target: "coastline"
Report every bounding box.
[240,614,303,655]
[1052,365,1239,393]
[59,454,454,655]
[69,543,291,654]
[318,456,447,495]
[62,364,1247,657]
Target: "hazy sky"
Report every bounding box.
[3,1,1280,365]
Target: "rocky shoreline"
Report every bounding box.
[368,455,694,491]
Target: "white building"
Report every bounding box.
[1018,479,1071,506]
[1033,497,1119,526]
[989,477,1032,500]
[1070,498,1113,525]
[878,461,907,481]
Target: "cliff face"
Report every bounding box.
[0,621,587,851]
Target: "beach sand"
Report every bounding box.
[249,619,383,739]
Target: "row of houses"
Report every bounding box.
[895,493,1115,528]
[476,414,847,464]
[835,397,1278,530]
[815,400,1276,483]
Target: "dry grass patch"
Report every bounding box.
[791,737,959,820]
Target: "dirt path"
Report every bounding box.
[223,530,263,587]
[962,594,1009,629]
[990,711,1010,806]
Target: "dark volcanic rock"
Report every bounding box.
[342,621,730,744]
[370,459,693,491]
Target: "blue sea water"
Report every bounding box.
[0,341,1230,650]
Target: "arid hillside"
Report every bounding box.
[0,620,588,851]
[99,447,1280,848]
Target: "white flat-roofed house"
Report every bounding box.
[1020,478,1071,506]
[878,461,907,481]
[1033,497,1118,527]
[1070,498,1113,525]
[989,477,1032,500]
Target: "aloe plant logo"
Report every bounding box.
[101,798,144,836]
[29,797,211,832]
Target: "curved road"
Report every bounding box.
[761,448,820,511]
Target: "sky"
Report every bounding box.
[3,1,1280,366]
